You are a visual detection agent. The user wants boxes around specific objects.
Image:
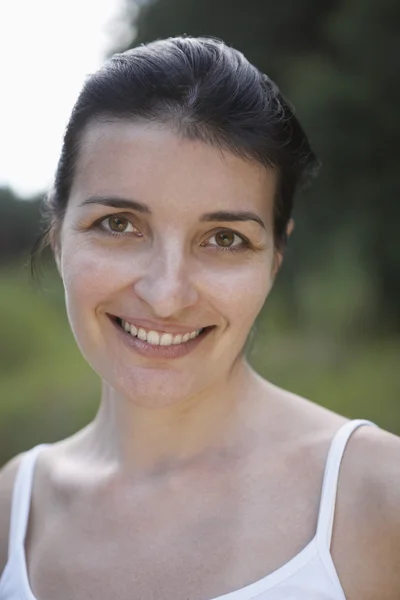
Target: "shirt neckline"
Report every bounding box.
[16,536,319,600]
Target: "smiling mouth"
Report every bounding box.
[112,316,213,347]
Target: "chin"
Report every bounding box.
[103,364,209,409]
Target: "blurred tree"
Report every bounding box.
[116,0,400,331]
[0,188,42,264]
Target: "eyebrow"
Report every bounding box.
[79,196,151,214]
[80,196,266,230]
[200,211,266,230]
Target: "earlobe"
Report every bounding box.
[54,252,62,277]
[287,218,295,238]
[49,228,62,277]
[272,252,284,279]
[271,219,295,279]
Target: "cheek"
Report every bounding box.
[60,239,121,340]
[197,256,272,329]
[61,238,129,301]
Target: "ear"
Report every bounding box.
[271,218,295,278]
[286,218,295,239]
[49,227,62,277]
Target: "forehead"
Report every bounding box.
[70,119,276,216]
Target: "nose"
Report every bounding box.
[133,248,199,319]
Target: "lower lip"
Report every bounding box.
[108,316,214,360]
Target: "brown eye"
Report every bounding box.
[108,216,130,232]
[204,229,249,253]
[215,231,235,247]
[96,214,137,236]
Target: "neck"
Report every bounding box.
[81,359,264,477]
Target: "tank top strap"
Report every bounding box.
[316,419,378,550]
[8,444,49,558]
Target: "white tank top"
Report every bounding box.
[0,419,377,600]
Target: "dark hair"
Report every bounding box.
[31,35,319,277]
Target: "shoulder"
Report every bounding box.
[340,423,400,507]
[332,423,400,600]
[0,452,26,574]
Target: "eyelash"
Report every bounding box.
[93,214,252,253]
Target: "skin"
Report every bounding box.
[1,120,400,600]
[55,119,288,472]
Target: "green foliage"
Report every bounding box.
[0,188,43,265]
[0,263,99,462]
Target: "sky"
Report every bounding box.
[0,0,133,198]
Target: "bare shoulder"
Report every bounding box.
[339,423,400,512]
[263,378,400,598]
[332,423,400,600]
[343,422,400,484]
[0,453,26,574]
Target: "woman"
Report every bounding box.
[0,36,399,600]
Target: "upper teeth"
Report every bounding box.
[120,320,202,346]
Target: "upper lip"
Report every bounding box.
[109,314,211,335]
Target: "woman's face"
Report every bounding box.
[57,120,281,408]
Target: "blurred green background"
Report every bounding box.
[1,0,399,465]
